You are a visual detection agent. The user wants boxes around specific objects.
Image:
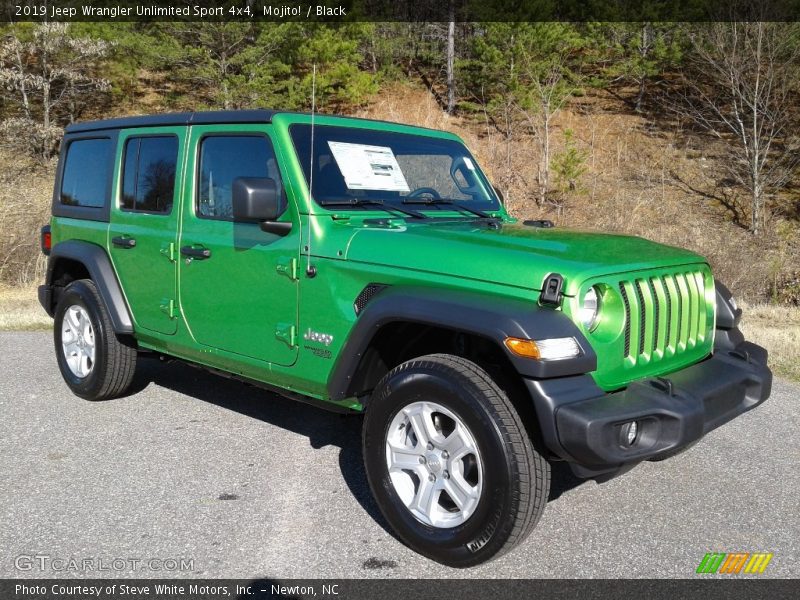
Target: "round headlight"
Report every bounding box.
[580,286,601,331]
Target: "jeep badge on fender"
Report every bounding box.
[38,110,771,568]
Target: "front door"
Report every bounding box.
[178,126,299,366]
[108,128,184,335]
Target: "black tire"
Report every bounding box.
[53,279,138,401]
[362,353,550,567]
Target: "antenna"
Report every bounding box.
[305,64,317,278]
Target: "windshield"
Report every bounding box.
[289,124,501,212]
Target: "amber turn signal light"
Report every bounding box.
[504,337,541,359]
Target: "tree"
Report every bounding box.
[551,129,588,197]
[0,23,111,159]
[151,22,275,110]
[462,23,585,206]
[288,23,378,111]
[585,22,685,112]
[517,48,583,207]
[676,22,800,236]
[445,0,456,114]
[151,23,376,112]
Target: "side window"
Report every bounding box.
[121,136,178,213]
[60,138,111,207]
[197,135,282,220]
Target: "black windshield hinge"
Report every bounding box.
[539,273,564,306]
[524,219,555,228]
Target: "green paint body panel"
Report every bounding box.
[49,112,717,407]
[109,126,185,335]
[177,124,300,367]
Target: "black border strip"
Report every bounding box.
[4,0,800,23]
[2,578,798,600]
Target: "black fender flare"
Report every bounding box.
[326,286,596,401]
[713,280,745,351]
[714,280,742,330]
[43,240,134,334]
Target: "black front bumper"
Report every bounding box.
[526,339,771,476]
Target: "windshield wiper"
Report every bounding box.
[320,198,426,219]
[401,197,494,219]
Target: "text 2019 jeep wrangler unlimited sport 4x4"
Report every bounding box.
[39,110,771,567]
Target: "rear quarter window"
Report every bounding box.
[60,138,112,208]
[121,136,178,214]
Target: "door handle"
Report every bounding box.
[180,245,212,260]
[112,236,136,249]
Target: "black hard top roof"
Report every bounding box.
[64,109,444,136]
[64,109,284,134]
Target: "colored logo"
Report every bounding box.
[696,552,773,574]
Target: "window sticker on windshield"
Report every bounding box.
[327,141,410,192]
[463,157,476,170]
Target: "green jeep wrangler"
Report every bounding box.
[39,110,771,567]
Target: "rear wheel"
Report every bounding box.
[54,279,138,400]
[363,353,549,567]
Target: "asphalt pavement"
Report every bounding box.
[1,332,797,579]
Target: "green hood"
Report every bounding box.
[344,221,708,295]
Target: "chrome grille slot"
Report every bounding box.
[635,280,647,358]
[662,275,673,351]
[619,282,631,357]
[693,271,707,339]
[649,278,659,354]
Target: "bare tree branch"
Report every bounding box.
[672,22,800,236]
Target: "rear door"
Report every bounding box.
[108,128,185,335]
[177,125,300,366]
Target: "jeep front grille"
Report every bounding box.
[618,270,710,366]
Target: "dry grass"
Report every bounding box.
[739,302,800,382]
[0,284,51,331]
[0,147,55,286]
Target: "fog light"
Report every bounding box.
[621,421,639,447]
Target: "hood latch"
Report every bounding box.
[539,273,564,306]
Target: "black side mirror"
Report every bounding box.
[232,177,291,235]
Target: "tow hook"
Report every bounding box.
[651,377,674,396]
[728,349,751,363]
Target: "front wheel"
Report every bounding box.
[54,279,138,401]
[362,354,550,567]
